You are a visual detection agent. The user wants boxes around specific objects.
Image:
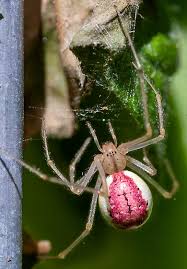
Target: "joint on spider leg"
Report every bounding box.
[41,174,48,181]
[70,185,82,195]
[47,159,53,166]
[86,222,93,232]
[159,179,179,200]
[151,170,157,177]
[132,61,143,73]
[98,189,107,198]
[162,191,173,200]
[163,159,179,199]
[165,184,179,199]
[58,251,67,259]
[58,253,65,259]
[70,184,92,196]
[157,128,165,141]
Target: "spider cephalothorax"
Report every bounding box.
[99,142,127,174]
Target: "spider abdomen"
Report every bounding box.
[99,170,153,229]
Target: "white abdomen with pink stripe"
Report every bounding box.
[99,170,153,229]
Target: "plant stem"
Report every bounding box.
[0,1,23,268]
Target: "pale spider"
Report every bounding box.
[1,5,179,259]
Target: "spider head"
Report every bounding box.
[101,142,126,175]
[102,142,117,155]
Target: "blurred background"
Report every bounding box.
[23,0,186,268]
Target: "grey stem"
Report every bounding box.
[0,1,23,268]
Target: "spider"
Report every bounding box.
[1,5,179,259]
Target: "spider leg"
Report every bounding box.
[142,148,157,175]
[144,75,164,134]
[0,148,99,195]
[42,119,70,187]
[126,155,156,176]
[42,120,99,195]
[71,161,98,195]
[107,120,117,147]
[164,159,179,196]
[47,177,101,259]
[94,155,108,197]
[86,121,103,152]
[69,137,92,184]
[76,161,97,188]
[115,6,165,153]
[114,5,152,144]
[0,146,66,186]
[0,127,98,195]
[126,74,165,152]
[127,159,179,199]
